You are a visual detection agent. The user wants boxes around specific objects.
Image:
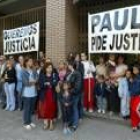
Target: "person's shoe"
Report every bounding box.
[63,127,68,135]
[71,126,77,132]
[89,109,93,113]
[79,118,82,124]
[132,127,137,132]
[49,123,54,131]
[83,108,87,112]
[109,111,113,116]
[24,125,32,130]
[9,108,15,111]
[67,128,72,134]
[5,107,9,111]
[1,104,6,110]
[98,109,101,113]
[43,120,49,130]
[43,124,49,130]
[102,110,106,114]
[30,123,36,128]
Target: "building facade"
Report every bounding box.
[0,0,140,63]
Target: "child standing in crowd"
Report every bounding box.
[81,53,96,113]
[59,81,73,135]
[95,75,107,114]
[96,56,107,79]
[106,73,119,115]
[129,65,140,132]
[22,58,38,130]
[58,61,67,84]
[57,61,67,119]
[118,73,130,119]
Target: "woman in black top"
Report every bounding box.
[2,60,16,111]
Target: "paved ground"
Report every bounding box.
[0,109,140,140]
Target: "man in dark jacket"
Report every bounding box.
[66,61,82,131]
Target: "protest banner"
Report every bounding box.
[88,5,140,53]
[3,22,40,55]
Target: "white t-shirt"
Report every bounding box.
[116,64,128,81]
[116,64,128,75]
[82,60,96,79]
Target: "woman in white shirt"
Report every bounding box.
[81,53,96,113]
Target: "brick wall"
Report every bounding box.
[46,0,66,65]
[46,0,79,65]
[65,0,79,54]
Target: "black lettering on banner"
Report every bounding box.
[131,33,138,50]
[31,23,37,35]
[123,34,130,50]
[96,36,102,50]
[110,34,116,50]
[12,40,15,52]
[102,35,107,50]
[91,37,95,51]
[4,31,8,40]
[28,26,32,36]
[116,34,123,50]
[92,15,101,33]
[114,9,128,30]
[16,40,21,52]
[100,13,112,32]
[30,37,36,49]
[131,8,140,29]
[5,42,8,53]
[23,38,29,51]
[8,42,11,53]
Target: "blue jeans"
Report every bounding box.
[4,82,15,111]
[0,81,6,104]
[23,97,36,125]
[97,96,107,111]
[16,81,23,109]
[78,94,83,119]
[72,95,81,127]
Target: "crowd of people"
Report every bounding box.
[0,52,140,134]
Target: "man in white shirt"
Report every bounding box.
[81,53,96,113]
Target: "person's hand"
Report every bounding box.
[55,84,60,93]
[44,82,50,86]
[130,78,133,83]
[87,70,91,74]
[29,81,36,86]
[0,78,5,82]
[65,103,69,107]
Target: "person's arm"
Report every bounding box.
[118,80,124,98]
[71,72,82,95]
[51,73,59,87]
[89,61,96,73]
[22,70,30,87]
[38,73,46,89]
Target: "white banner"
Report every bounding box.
[3,22,40,55]
[88,5,140,53]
